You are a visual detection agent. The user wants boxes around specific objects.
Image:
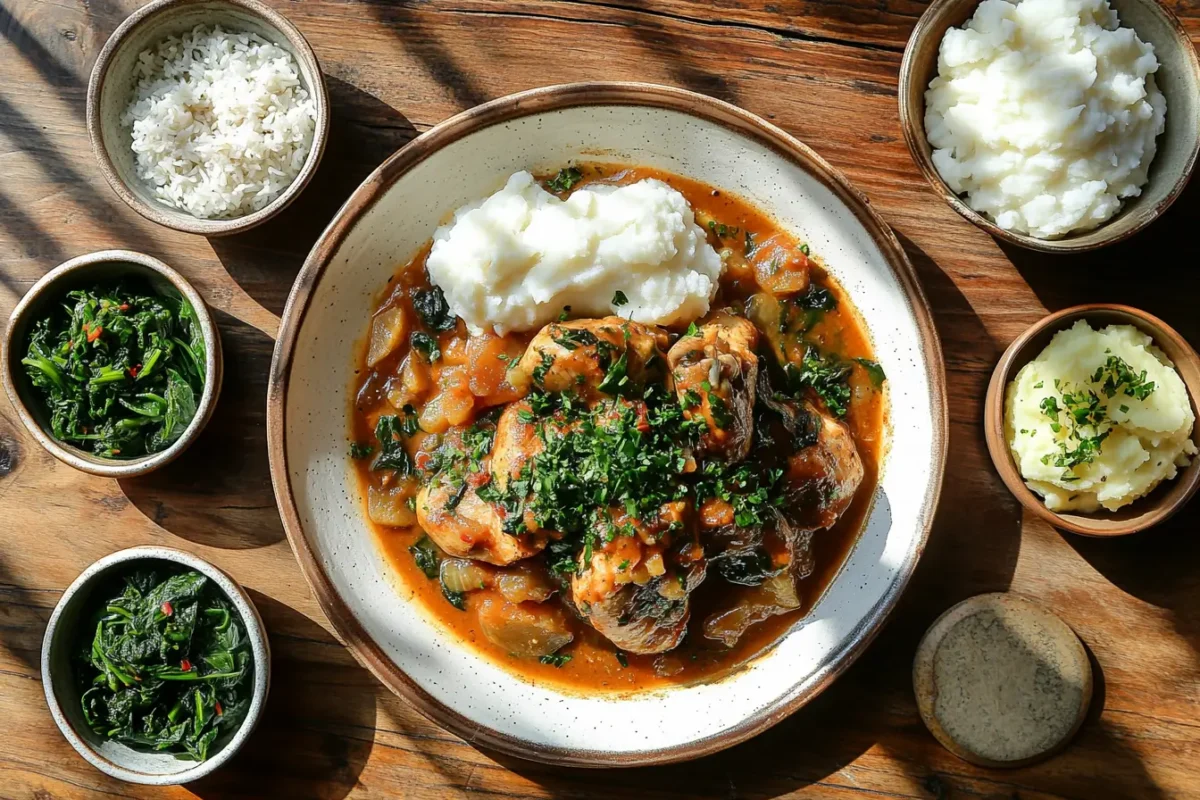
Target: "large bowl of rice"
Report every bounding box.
[87,0,330,236]
[898,0,1199,252]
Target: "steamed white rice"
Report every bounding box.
[122,25,317,220]
[924,0,1166,239]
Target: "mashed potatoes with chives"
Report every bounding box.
[925,0,1166,239]
[426,171,723,335]
[1005,321,1196,512]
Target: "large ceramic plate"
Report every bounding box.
[268,83,946,766]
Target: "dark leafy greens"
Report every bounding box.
[21,280,206,458]
[75,568,252,762]
[412,286,456,332]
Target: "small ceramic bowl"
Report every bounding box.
[984,305,1200,536]
[1,250,223,478]
[86,0,330,236]
[42,546,270,785]
[898,0,1200,253]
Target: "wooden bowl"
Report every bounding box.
[41,546,270,784]
[1,250,223,478]
[86,0,330,236]
[898,0,1200,253]
[984,305,1200,536]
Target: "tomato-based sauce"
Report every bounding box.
[349,165,886,692]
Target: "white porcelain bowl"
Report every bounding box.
[268,83,947,766]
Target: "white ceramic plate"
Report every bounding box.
[268,83,947,766]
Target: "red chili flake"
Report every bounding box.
[414,451,432,471]
[215,701,223,716]
[466,470,489,488]
[180,658,192,671]
[111,449,121,455]
[129,364,141,378]
[460,534,472,543]
[161,601,173,616]
[86,325,103,343]
[119,303,130,312]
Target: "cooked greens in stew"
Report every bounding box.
[350,165,886,689]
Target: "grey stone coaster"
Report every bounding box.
[913,593,1093,768]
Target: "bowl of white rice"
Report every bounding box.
[87,0,330,236]
[899,0,1199,252]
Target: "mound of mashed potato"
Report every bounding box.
[925,0,1166,239]
[425,171,722,335]
[1005,321,1196,512]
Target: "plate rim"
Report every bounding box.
[266,81,948,767]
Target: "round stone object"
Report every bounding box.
[913,593,1093,768]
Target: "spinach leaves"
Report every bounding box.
[75,569,252,762]
[21,280,206,458]
[412,287,456,332]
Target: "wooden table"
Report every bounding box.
[2,1,1199,797]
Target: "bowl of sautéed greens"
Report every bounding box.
[41,546,270,785]
[1,249,222,478]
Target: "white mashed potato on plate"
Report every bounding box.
[925,0,1166,239]
[1005,321,1196,512]
[425,171,722,335]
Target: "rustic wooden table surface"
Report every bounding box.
[3,1,1199,797]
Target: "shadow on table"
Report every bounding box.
[210,76,417,318]
[191,592,376,800]
[1065,499,1200,667]
[1000,179,1200,325]
[118,311,284,549]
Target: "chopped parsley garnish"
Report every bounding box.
[550,325,599,351]
[786,345,852,418]
[799,243,810,256]
[410,331,441,364]
[1092,355,1156,400]
[707,391,735,429]
[615,651,629,668]
[706,219,740,238]
[531,351,556,387]
[475,386,704,577]
[546,167,583,193]
[597,349,629,396]
[1034,357,1156,480]
[612,290,628,307]
[539,653,572,667]
[744,230,756,255]
[349,441,374,459]
[684,321,700,338]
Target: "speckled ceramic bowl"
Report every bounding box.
[1,250,223,478]
[267,83,948,766]
[899,0,1200,252]
[86,0,330,236]
[41,546,270,785]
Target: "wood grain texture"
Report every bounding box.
[1,0,1198,797]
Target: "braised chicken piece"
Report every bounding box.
[667,315,759,462]
[570,503,706,654]
[416,480,548,566]
[756,374,864,532]
[511,317,668,398]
